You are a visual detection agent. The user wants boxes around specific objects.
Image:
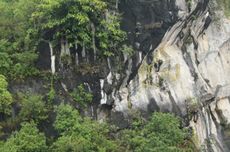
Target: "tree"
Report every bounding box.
[119,112,194,152]
[32,0,126,57]
[18,94,48,123]
[70,84,93,107]
[0,0,39,80]
[0,0,41,44]
[1,122,47,152]
[52,103,117,152]
[0,39,39,80]
[0,74,13,115]
[54,103,81,133]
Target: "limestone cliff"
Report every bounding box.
[13,0,230,151]
[104,0,230,151]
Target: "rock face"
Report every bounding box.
[30,0,230,151]
[107,0,230,151]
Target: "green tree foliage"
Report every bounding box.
[0,41,39,79]
[52,103,117,152]
[18,93,48,123]
[47,77,56,103]
[53,103,81,133]
[119,112,194,152]
[216,0,230,17]
[0,0,128,80]
[0,102,194,151]
[0,122,47,152]
[121,44,134,56]
[0,0,39,41]
[47,86,55,103]
[32,0,126,56]
[0,74,13,115]
[70,84,93,106]
[0,0,39,80]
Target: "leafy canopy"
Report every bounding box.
[1,122,47,152]
[32,0,126,56]
[70,84,93,106]
[18,93,48,123]
[52,103,117,152]
[119,112,194,152]
[0,0,39,80]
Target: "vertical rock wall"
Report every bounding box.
[109,0,230,151]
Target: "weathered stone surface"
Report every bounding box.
[32,0,230,151]
[109,0,230,151]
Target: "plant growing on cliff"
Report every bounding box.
[18,93,48,123]
[0,74,13,115]
[47,77,56,103]
[186,97,200,122]
[31,0,126,57]
[0,0,41,80]
[70,84,93,107]
[121,44,134,57]
[0,40,39,80]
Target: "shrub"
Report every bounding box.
[18,93,48,123]
[1,122,47,152]
[118,112,194,152]
[0,40,39,80]
[54,103,81,133]
[70,84,93,107]
[52,103,117,152]
[0,75,13,115]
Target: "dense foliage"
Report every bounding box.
[52,103,117,152]
[0,75,13,115]
[119,113,193,152]
[0,0,128,80]
[32,0,126,57]
[18,94,48,123]
[70,84,93,106]
[0,104,194,152]
[0,0,39,79]
[0,122,47,152]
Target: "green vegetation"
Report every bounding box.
[0,0,128,80]
[47,87,55,103]
[0,122,47,152]
[31,0,126,57]
[47,78,56,103]
[186,97,199,122]
[0,0,39,80]
[0,75,13,115]
[0,40,39,80]
[52,103,117,152]
[52,105,194,152]
[185,0,192,11]
[218,0,230,16]
[121,44,134,57]
[118,112,194,152]
[18,94,48,123]
[53,103,81,133]
[0,101,195,152]
[70,84,93,106]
